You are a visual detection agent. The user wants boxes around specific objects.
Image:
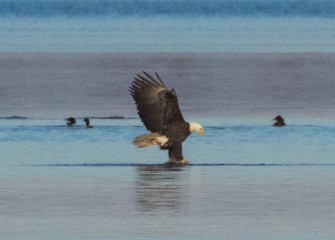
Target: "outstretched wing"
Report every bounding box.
[129,72,185,134]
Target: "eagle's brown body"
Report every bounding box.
[129,72,192,164]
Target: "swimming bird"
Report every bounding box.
[65,117,76,126]
[83,118,93,128]
[272,115,286,127]
[129,72,204,165]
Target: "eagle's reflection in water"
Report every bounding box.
[135,165,190,214]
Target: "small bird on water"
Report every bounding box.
[83,118,93,128]
[65,117,76,127]
[272,115,286,127]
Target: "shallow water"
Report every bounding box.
[1,166,335,240]
[1,118,335,165]
[1,119,335,239]
[1,1,335,238]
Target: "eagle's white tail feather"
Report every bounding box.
[133,133,168,148]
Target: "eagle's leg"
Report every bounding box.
[163,141,189,166]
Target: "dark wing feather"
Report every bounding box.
[129,72,185,134]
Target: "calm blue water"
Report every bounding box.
[1,118,335,240]
[1,118,335,166]
[0,0,335,52]
[1,1,335,239]
[1,0,334,18]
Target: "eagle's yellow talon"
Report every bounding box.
[181,158,189,165]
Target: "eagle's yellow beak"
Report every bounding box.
[199,129,205,137]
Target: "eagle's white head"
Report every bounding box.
[189,122,205,137]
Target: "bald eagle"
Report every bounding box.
[129,72,204,165]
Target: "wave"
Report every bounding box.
[1,0,335,18]
[0,115,134,120]
[90,116,136,120]
[0,116,29,120]
[30,163,335,167]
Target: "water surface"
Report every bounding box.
[1,0,335,239]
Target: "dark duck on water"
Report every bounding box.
[129,72,204,166]
[83,118,93,128]
[272,115,286,127]
[65,117,76,127]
